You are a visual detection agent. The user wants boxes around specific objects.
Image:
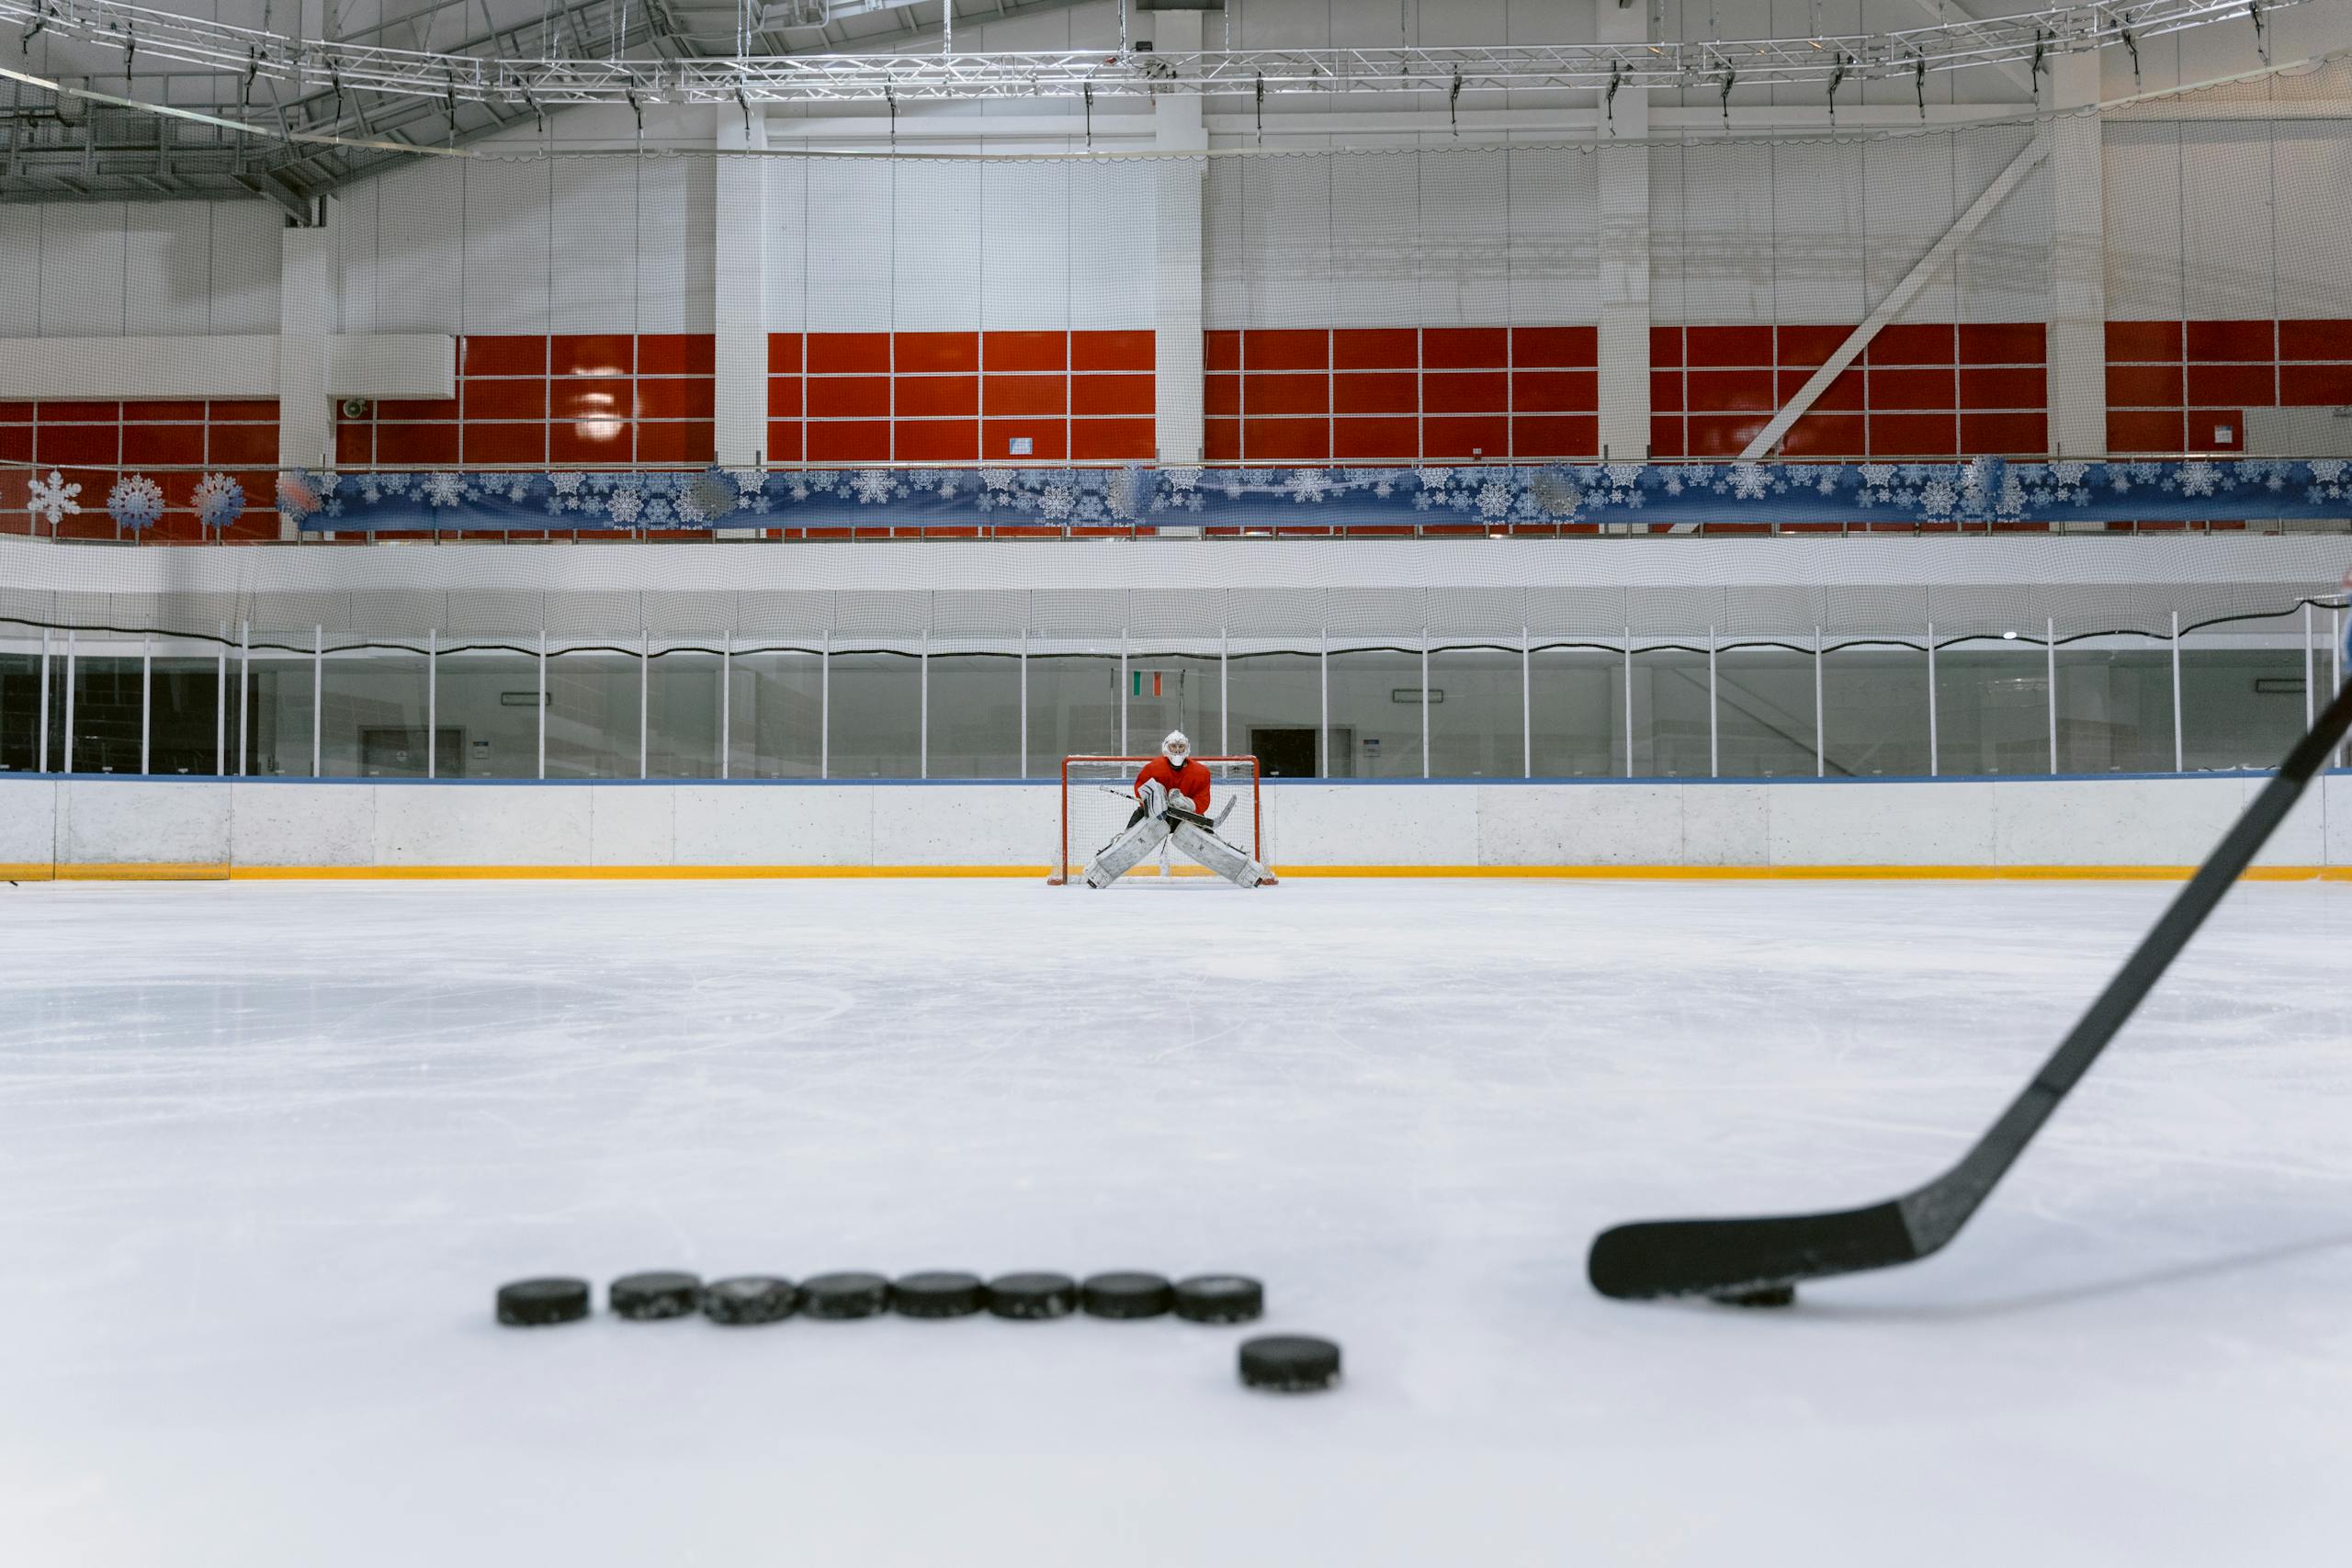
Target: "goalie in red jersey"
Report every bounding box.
[1083,731,1272,889]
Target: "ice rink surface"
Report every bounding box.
[3,874,2350,1567]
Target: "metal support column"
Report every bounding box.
[639,630,650,780]
[1318,626,1329,778]
[1019,626,1029,779]
[721,629,732,780]
[919,627,929,780]
[1219,626,1229,756]
[536,631,548,781]
[1119,628,1129,756]
[2304,603,2316,731]
[1707,626,1718,778]
[215,634,226,776]
[820,629,831,781]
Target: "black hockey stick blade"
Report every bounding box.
[1590,671,2352,1303]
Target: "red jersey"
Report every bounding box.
[1134,755,1212,814]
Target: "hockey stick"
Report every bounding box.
[1589,670,2352,1306]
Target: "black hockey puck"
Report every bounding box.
[610,1270,701,1321]
[702,1275,798,1325]
[986,1271,1078,1320]
[1081,1271,1174,1320]
[1238,1335,1341,1393]
[1171,1274,1263,1324]
[800,1271,892,1320]
[893,1271,987,1318]
[497,1277,590,1327]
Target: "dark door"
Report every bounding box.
[1250,726,1319,779]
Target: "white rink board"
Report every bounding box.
[1,877,2349,1566]
[4,774,2349,874]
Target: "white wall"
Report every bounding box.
[0,200,281,340]
[4,773,2344,875]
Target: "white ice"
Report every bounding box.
[3,876,2350,1567]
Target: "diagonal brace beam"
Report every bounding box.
[1737,135,2048,464]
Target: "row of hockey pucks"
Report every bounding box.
[497,1269,1340,1392]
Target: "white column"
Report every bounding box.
[1520,625,1532,779]
[141,631,153,776]
[1019,626,1030,779]
[536,630,548,781]
[721,630,733,780]
[920,627,930,780]
[639,631,650,780]
[1419,626,1430,779]
[715,113,771,469]
[1318,626,1329,778]
[35,627,49,773]
[214,637,226,775]
[1219,626,1229,756]
[2046,51,2107,459]
[820,629,831,781]
[1926,622,1939,778]
[1623,627,1634,778]
[277,226,336,533]
[237,622,251,775]
[1707,626,1718,778]
[2046,617,2059,774]
[61,625,74,771]
[1120,630,1130,755]
[1595,2,1651,461]
[1813,627,1825,778]
[1152,6,1207,466]
[2304,603,2317,731]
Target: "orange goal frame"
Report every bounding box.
[1048,754,1274,886]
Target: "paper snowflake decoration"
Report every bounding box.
[191,473,245,531]
[607,490,644,525]
[549,470,585,495]
[854,468,896,504]
[28,468,81,524]
[424,472,466,507]
[1288,469,1329,504]
[106,474,165,532]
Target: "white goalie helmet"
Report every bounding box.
[1161,730,1192,763]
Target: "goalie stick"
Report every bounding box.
[1589,663,2352,1306]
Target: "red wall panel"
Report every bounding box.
[1333,329,1419,369]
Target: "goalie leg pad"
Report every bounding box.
[1169,820,1272,888]
[1084,814,1173,888]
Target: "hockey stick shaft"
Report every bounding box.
[1899,674,2352,1249]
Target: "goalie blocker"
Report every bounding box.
[1080,733,1274,890]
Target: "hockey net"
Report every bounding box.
[1050,756,1272,886]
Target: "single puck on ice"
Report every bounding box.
[1238,1335,1341,1393]
[610,1270,702,1321]
[893,1271,987,1318]
[986,1272,1078,1320]
[497,1277,590,1327]
[1081,1271,1174,1320]
[1171,1275,1264,1324]
[800,1271,893,1320]
[702,1276,799,1325]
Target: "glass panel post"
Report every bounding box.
[37,626,50,773]
[1520,625,1532,780]
[2305,603,2316,731]
[537,630,548,780]
[2046,616,2057,774]
[238,622,251,776]
[1926,620,1939,777]
[920,627,929,780]
[311,626,323,778]
[1219,625,1229,756]
[1119,627,1129,756]
[215,632,227,776]
[639,630,650,781]
[721,630,732,781]
[426,627,437,780]
[141,631,153,775]
[1623,626,1634,779]
[1318,626,1329,778]
[1019,626,1029,779]
[2170,610,2183,774]
[62,628,74,774]
[1814,626,1825,778]
[820,628,831,781]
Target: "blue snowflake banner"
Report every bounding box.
[278,458,2352,535]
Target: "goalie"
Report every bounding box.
[1083,731,1273,889]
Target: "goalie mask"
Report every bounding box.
[1161,731,1191,763]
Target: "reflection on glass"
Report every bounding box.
[648,649,722,778]
[1715,647,1818,778]
[1328,648,1424,779]
[1631,647,1712,777]
[0,650,36,773]
[241,644,319,777]
[437,649,543,779]
[1429,648,1524,777]
[1934,644,2048,776]
[322,644,433,777]
[1530,646,1624,777]
[927,655,1019,778]
[2181,614,2308,772]
[1822,644,1929,777]
[1025,654,1119,767]
[151,649,225,775]
[546,648,641,779]
[728,651,821,778]
[2055,644,2174,773]
[829,651,921,778]
[1119,652,1223,762]
[68,649,144,774]
[1225,652,1323,776]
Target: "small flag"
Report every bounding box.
[1131,671,1165,698]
